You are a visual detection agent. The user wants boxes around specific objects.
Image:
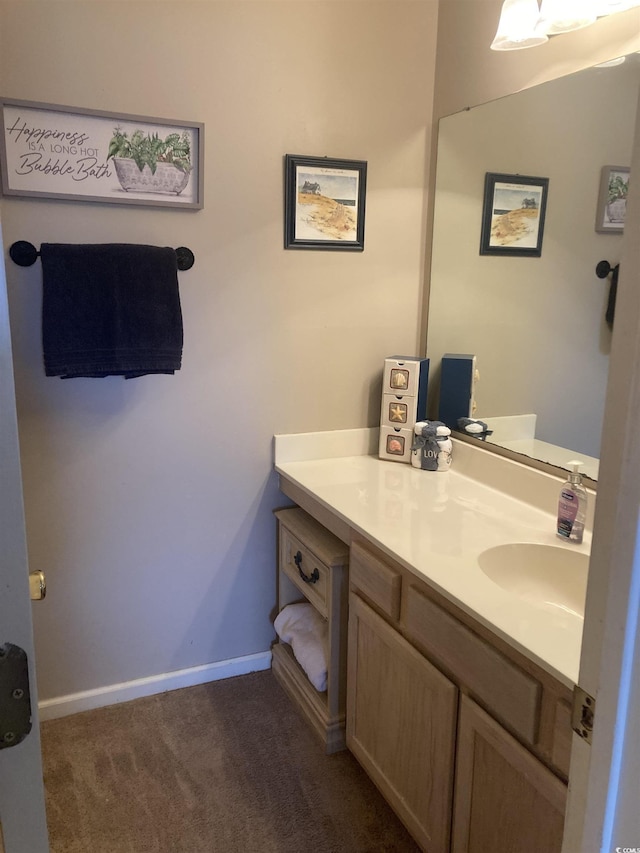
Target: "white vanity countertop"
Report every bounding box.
[275,429,591,688]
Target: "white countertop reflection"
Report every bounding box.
[481,414,600,481]
[275,429,591,688]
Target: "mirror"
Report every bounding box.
[426,56,640,482]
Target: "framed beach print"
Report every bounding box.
[0,97,204,209]
[479,172,549,257]
[284,154,367,251]
[595,165,629,234]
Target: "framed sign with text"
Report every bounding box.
[0,97,204,209]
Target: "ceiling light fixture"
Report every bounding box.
[596,0,640,14]
[491,0,549,50]
[537,0,597,34]
[491,0,639,50]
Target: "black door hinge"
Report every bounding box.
[0,643,32,750]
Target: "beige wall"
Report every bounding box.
[0,1,438,700]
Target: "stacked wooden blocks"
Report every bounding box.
[379,355,430,463]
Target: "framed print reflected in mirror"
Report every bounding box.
[480,172,549,257]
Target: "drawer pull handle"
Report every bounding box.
[294,551,320,584]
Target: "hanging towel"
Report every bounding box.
[40,243,183,378]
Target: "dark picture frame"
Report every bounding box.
[479,172,549,257]
[595,165,629,234]
[284,154,367,251]
[0,96,204,209]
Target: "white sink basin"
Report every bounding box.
[478,543,589,617]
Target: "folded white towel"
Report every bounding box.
[274,602,328,692]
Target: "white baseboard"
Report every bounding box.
[38,650,272,722]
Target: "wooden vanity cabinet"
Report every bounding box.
[348,594,457,853]
[346,536,572,853]
[452,696,566,853]
[272,507,349,753]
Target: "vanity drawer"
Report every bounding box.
[378,426,413,463]
[403,584,542,744]
[350,540,402,622]
[277,507,349,620]
[382,356,429,400]
[280,526,330,617]
[381,393,412,427]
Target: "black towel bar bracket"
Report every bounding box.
[8,241,195,271]
[9,241,39,268]
[595,259,618,280]
[175,247,195,271]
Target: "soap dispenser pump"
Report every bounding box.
[556,461,587,544]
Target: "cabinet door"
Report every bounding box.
[452,695,567,853]
[347,594,457,853]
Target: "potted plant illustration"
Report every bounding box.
[606,172,629,223]
[107,127,192,195]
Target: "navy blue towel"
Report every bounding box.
[40,243,183,379]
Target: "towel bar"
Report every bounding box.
[596,259,619,328]
[8,241,195,271]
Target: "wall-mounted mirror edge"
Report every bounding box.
[452,430,598,491]
[425,54,640,484]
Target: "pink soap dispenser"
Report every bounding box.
[556,461,587,544]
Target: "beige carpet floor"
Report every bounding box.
[41,670,420,853]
